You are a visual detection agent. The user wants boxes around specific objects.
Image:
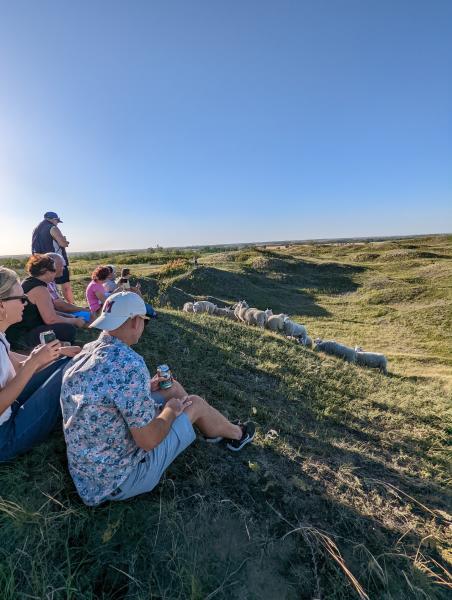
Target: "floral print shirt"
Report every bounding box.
[61,332,156,506]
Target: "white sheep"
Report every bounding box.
[286,334,313,348]
[234,300,250,323]
[266,313,288,332]
[301,335,313,348]
[242,308,256,325]
[233,300,244,318]
[193,300,217,315]
[182,302,194,313]
[243,308,268,328]
[282,318,308,341]
[213,306,237,320]
[314,339,357,363]
[254,310,269,328]
[355,347,388,374]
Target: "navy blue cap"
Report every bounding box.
[44,211,63,223]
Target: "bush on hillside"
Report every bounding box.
[1,257,27,270]
[158,259,191,279]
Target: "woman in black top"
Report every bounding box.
[0,266,81,461]
[6,255,85,349]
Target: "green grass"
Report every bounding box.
[1,235,451,598]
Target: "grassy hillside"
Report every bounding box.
[0,235,451,599]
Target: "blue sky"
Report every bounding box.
[0,0,451,254]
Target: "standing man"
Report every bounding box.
[31,211,74,303]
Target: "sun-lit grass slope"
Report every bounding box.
[153,235,452,386]
[0,308,450,598]
[0,235,451,598]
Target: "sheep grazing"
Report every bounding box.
[287,334,313,348]
[266,313,288,332]
[214,306,237,320]
[314,339,357,363]
[233,300,243,318]
[254,310,269,328]
[234,300,250,323]
[242,308,256,325]
[301,335,313,348]
[182,302,194,313]
[355,348,388,374]
[243,308,268,328]
[282,318,308,341]
[193,300,217,315]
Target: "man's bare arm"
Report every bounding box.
[50,226,69,247]
[130,398,192,451]
[53,298,86,313]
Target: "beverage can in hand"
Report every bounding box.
[39,330,57,345]
[157,364,173,389]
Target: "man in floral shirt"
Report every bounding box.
[61,292,255,506]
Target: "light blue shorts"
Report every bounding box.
[106,413,196,502]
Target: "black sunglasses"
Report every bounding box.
[1,294,29,305]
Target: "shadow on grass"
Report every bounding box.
[1,309,450,599]
[144,312,451,510]
[165,266,337,317]
[133,257,365,319]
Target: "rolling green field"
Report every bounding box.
[1,235,451,599]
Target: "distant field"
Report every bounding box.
[0,235,451,598]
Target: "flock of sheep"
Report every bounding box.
[182,300,388,374]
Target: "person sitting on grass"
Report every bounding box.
[103,265,118,295]
[60,291,255,506]
[85,266,111,314]
[46,253,92,323]
[0,267,81,462]
[116,268,157,318]
[115,267,133,291]
[5,255,86,350]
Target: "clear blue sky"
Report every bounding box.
[1,0,451,254]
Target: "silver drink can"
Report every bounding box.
[39,330,57,345]
[157,364,173,389]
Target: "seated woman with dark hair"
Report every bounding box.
[0,266,81,461]
[86,266,111,314]
[5,255,85,350]
[115,268,157,318]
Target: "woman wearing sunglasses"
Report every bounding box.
[0,266,80,461]
[5,254,85,350]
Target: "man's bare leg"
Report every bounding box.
[184,395,242,440]
[155,383,242,440]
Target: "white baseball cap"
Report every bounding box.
[89,291,149,330]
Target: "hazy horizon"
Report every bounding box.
[1,230,450,259]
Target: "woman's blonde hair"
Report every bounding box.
[0,267,19,300]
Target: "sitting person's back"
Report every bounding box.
[86,266,110,313]
[61,329,153,505]
[61,292,254,506]
[103,265,118,294]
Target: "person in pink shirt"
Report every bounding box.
[86,266,111,314]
